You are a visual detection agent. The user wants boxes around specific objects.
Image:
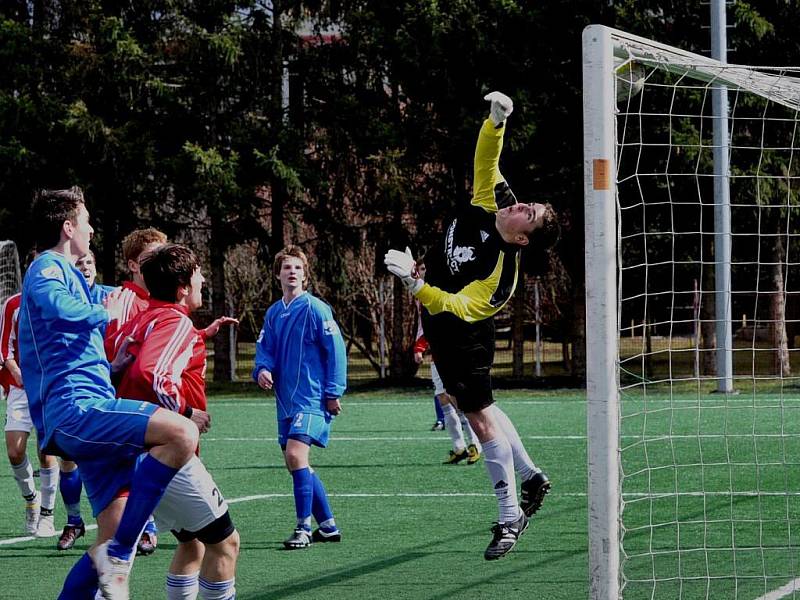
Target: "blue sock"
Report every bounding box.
[59,553,98,599]
[311,471,335,528]
[108,453,178,561]
[60,468,83,526]
[144,515,158,534]
[434,397,445,422]
[291,467,313,531]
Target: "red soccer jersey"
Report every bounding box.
[105,281,151,357]
[111,300,207,415]
[0,293,21,394]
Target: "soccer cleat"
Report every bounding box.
[283,528,313,549]
[90,540,133,600]
[136,531,157,556]
[467,444,482,465]
[311,527,342,543]
[57,522,86,551]
[484,511,529,561]
[520,471,551,517]
[35,512,57,538]
[443,448,469,465]
[431,420,445,431]
[24,493,40,535]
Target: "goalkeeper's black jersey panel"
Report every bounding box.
[422,203,520,317]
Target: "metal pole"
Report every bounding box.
[583,25,621,600]
[378,280,386,379]
[712,0,734,392]
[534,278,542,377]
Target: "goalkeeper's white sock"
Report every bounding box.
[166,571,199,600]
[199,577,236,600]
[459,411,482,452]
[490,405,538,481]
[482,437,520,523]
[11,456,36,500]
[441,403,465,452]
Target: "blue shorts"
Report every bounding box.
[278,412,332,449]
[51,398,159,517]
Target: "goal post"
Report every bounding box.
[0,240,21,306]
[584,24,800,599]
[583,24,621,600]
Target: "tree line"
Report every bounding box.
[1,1,799,382]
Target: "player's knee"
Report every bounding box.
[174,419,199,457]
[7,445,25,465]
[212,529,239,562]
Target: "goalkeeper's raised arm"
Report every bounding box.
[472,91,516,214]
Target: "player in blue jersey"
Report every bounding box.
[53,249,119,552]
[17,187,197,600]
[253,245,347,549]
[77,250,117,304]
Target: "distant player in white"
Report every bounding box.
[413,261,482,465]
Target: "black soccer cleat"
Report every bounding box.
[443,448,469,465]
[56,522,86,551]
[137,531,158,556]
[283,528,313,549]
[520,471,551,517]
[311,527,342,543]
[484,512,529,561]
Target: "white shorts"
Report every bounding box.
[4,386,33,432]
[154,455,229,534]
[430,362,446,396]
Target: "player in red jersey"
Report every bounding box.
[1,291,60,538]
[109,243,239,600]
[104,227,167,555]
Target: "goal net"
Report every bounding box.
[0,240,20,306]
[584,26,800,599]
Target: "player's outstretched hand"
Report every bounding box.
[110,336,136,375]
[327,398,342,416]
[204,316,239,338]
[484,91,513,126]
[257,368,274,390]
[190,408,211,434]
[384,247,423,294]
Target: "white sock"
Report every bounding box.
[459,411,482,452]
[482,437,520,523]
[167,572,199,600]
[11,456,36,499]
[199,577,236,600]
[490,405,538,481]
[39,465,59,511]
[442,403,465,452]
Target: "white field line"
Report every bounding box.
[0,491,589,547]
[204,435,586,442]
[213,397,800,408]
[755,578,800,600]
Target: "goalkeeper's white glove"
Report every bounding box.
[484,91,514,126]
[384,247,424,294]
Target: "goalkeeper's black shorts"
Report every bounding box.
[421,310,495,413]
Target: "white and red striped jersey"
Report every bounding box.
[104,281,150,357]
[111,299,207,415]
[0,292,21,393]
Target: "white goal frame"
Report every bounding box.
[583,24,800,599]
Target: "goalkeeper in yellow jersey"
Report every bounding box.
[385,91,558,560]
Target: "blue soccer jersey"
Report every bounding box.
[89,282,117,305]
[253,292,347,420]
[18,251,114,447]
